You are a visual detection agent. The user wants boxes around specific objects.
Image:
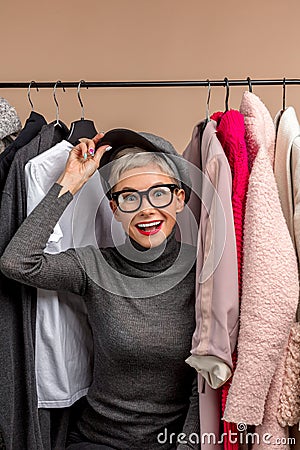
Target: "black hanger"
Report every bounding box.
[224,77,230,112]
[27,81,39,111]
[247,77,253,93]
[275,78,287,137]
[205,79,211,122]
[67,80,98,145]
[282,77,286,112]
[53,80,66,128]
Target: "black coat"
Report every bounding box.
[0,122,69,450]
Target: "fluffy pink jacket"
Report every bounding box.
[253,344,290,450]
[224,92,299,442]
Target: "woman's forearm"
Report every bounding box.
[56,171,88,196]
[0,137,111,294]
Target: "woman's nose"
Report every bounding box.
[139,193,155,212]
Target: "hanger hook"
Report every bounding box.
[247,77,253,93]
[53,81,66,125]
[77,80,87,120]
[206,79,211,121]
[224,77,230,112]
[27,81,39,111]
[282,77,286,111]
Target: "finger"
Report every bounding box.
[93,144,111,166]
[92,132,104,145]
[73,142,89,158]
[85,134,105,157]
[70,144,83,157]
[81,139,95,156]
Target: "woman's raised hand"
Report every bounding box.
[57,133,112,196]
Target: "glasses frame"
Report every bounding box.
[111,183,180,213]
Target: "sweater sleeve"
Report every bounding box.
[176,372,200,449]
[0,183,87,296]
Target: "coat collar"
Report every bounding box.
[240,91,275,171]
[274,106,300,240]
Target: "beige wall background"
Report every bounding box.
[1,0,300,153]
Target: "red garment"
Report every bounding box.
[211,110,250,450]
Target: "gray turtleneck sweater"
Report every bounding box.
[0,183,200,450]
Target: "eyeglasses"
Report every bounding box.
[111,184,180,213]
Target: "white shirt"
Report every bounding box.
[25,140,124,407]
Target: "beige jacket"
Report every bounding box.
[180,119,239,449]
[274,106,300,308]
[274,107,300,449]
[183,119,239,388]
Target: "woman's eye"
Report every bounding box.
[153,189,167,198]
[123,193,138,202]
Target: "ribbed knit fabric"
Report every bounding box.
[211,111,250,450]
[0,183,200,450]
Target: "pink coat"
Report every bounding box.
[224,93,299,444]
[211,109,250,450]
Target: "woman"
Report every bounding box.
[0,129,199,450]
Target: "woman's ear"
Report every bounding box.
[109,200,122,222]
[175,189,185,213]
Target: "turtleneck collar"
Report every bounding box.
[116,226,181,273]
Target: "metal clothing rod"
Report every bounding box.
[1,78,300,89]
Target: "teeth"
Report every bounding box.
[137,221,161,228]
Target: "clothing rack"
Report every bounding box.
[1,78,300,89]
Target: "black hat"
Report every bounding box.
[96,128,191,203]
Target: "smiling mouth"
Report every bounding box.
[135,220,163,235]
